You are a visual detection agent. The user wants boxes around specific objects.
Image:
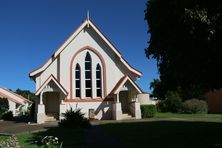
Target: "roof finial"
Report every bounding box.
[87,9,90,28]
[87,9,90,20]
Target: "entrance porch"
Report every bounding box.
[112,76,142,120]
[35,75,68,124]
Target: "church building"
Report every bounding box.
[29,18,146,123]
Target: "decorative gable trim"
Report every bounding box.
[29,18,142,78]
[35,74,68,96]
[111,75,143,94]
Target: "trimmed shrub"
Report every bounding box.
[2,111,13,121]
[141,105,157,118]
[157,91,183,113]
[59,108,91,128]
[182,99,208,114]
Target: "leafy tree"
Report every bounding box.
[150,79,165,99]
[145,0,222,99]
[157,91,183,113]
[15,89,37,102]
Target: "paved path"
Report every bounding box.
[85,122,123,148]
[0,121,58,135]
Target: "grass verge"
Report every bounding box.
[17,127,85,148]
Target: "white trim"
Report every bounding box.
[113,76,142,94]
[35,75,68,96]
[29,19,142,78]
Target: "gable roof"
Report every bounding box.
[35,74,68,96]
[29,18,142,78]
[0,87,33,104]
[110,75,143,94]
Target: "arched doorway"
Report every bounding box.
[43,92,60,119]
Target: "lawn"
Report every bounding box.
[155,113,222,122]
[99,114,222,148]
[0,135,10,141]
[16,127,85,148]
[1,113,222,148]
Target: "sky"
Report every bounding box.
[0,0,158,93]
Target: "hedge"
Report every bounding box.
[141,105,157,118]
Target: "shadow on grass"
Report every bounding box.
[99,120,222,148]
[17,126,86,148]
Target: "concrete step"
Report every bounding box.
[122,113,132,119]
[45,116,57,122]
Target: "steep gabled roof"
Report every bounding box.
[29,18,142,78]
[110,75,143,94]
[35,74,68,96]
[0,87,33,104]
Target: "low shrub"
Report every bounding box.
[182,99,208,114]
[59,108,90,128]
[157,91,183,113]
[1,111,13,121]
[141,105,157,118]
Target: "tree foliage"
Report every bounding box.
[15,89,37,102]
[145,0,222,99]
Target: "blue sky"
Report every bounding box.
[0,0,158,93]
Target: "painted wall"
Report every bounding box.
[64,101,113,119]
[8,99,16,116]
[138,93,157,105]
[35,25,133,98]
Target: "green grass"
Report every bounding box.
[155,112,222,121]
[0,135,10,141]
[99,113,222,148]
[16,127,85,148]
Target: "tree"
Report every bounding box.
[145,0,222,99]
[150,79,165,99]
[15,89,37,102]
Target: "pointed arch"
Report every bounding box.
[85,52,92,97]
[96,64,102,97]
[70,46,107,99]
[75,63,81,97]
[85,52,91,61]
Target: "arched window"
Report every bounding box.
[75,64,81,98]
[85,52,92,97]
[96,64,102,97]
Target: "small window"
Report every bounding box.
[96,80,101,88]
[76,80,80,88]
[76,89,80,98]
[75,71,80,79]
[75,64,81,98]
[96,71,101,78]
[96,64,102,97]
[86,89,92,97]
[85,62,91,70]
[86,80,92,88]
[85,71,91,79]
[97,89,101,97]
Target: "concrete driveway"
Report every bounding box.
[0,120,58,135]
